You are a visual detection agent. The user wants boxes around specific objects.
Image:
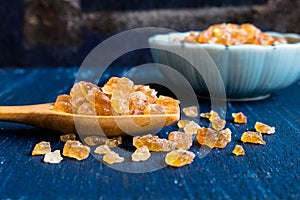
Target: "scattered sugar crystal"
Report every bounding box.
[168,131,193,150]
[196,128,232,148]
[200,112,210,119]
[60,134,76,142]
[208,110,220,121]
[255,122,275,134]
[131,146,151,162]
[43,150,63,164]
[133,134,176,152]
[241,131,266,145]
[232,112,247,124]
[32,141,51,155]
[165,150,195,167]
[183,121,201,135]
[177,120,190,129]
[211,118,226,131]
[63,140,90,161]
[105,136,122,148]
[94,145,111,155]
[103,151,124,164]
[182,106,198,117]
[84,136,106,146]
[232,145,245,156]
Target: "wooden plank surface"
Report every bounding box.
[0,67,299,199]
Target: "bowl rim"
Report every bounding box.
[148,31,300,49]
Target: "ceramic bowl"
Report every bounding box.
[148,31,300,101]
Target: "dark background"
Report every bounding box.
[0,0,299,67]
[80,0,268,11]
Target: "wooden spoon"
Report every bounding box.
[0,103,180,136]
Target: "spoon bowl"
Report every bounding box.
[0,103,180,136]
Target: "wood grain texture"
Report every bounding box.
[0,67,299,199]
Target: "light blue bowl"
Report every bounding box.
[149,32,300,101]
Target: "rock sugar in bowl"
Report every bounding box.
[149,23,300,100]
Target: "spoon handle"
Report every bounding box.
[0,103,53,122]
[0,103,76,134]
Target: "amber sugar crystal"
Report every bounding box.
[183,121,201,135]
[129,91,148,115]
[232,145,245,156]
[60,134,77,143]
[200,110,219,119]
[211,118,226,131]
[232,112,247,124]
[32,141,51,155]
[196,128,231,148]
[208,110,220,121]
[208,111,226,131]
[165,150,195,167]
[200,110,226,130]
[133,134,176,152]
[143,104,165,115]
[105,136,122,148]
[133,85,157,104]
[255,122,275,134]
[241,131,266,145]
[94,145,111,155]
[131,146,151,162]
[110,77,134,115]
[177,120,190,129]
[63,140,90,161]
[103,151,124,165]
[182,106,198,117]
[70,81,112,116]
[156,95,180,115]
[200,112,210,119]
[84,136,106,146]
[168,131,193,150]
[53,94,72,113]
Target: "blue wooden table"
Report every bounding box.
[0,67,299,199]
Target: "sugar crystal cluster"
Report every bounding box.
[54,77,179,116]
[33,80,277,168]
[180,23,287,45]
